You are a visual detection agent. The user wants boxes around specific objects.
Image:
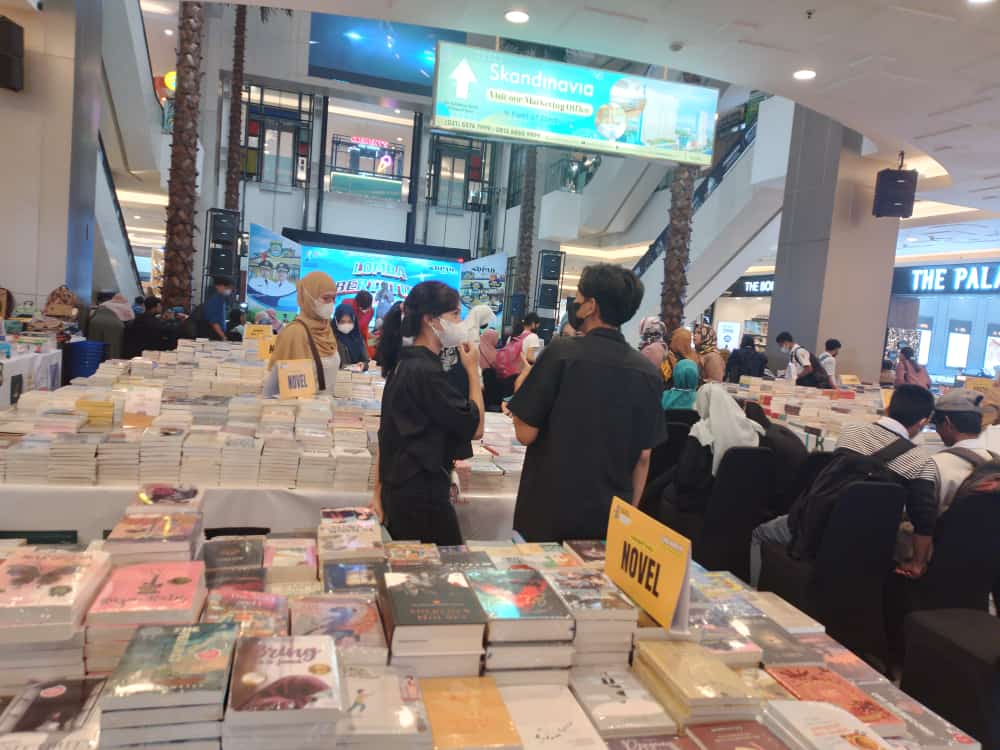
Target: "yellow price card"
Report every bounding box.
[243,324,273,340]
[963,376,995,395]
[277,359,317,400]
[604,497,691,633]
[839,374,861,386]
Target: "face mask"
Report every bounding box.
[337,322,355,334]
[314,301,335,320]
[432,317,467,348]
[567,300,588,331]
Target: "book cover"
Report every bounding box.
[0,679,103,734]
[569,667,677,738]
[736,668,793,701]
[735,618,823,665]
[0,548,109,616]
[385,542,442,568]
[545,569,636,616]
[106,513,201,545]
[102,623,238,709]
[337,665,429,740]
[320,507,378,525]
[745,591,824,634]
[465,567,573,623]
[133,483,204,512]
[607,737,702,750]
[438,549,494,570]
[317,530,383,557]
[289,594,386,650]
[500,684,606,749]
[766,667,904,732]
[202,589,289,637]
[797,633,888,685]
[420,677,520,750]
[764,700,897,750]
[688,721,790,750]
[206,566,267,593]
[700,635,764,667]
[203,537,265,570]
[87,562,205,621]
[227,636,347,718]
[263,539,318,569]
[564,540,607,566]
[862,682,977,747]
[382,567,487,628]
[322,561,385,591]
[634,642,759,704]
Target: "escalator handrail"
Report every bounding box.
[632,121,758,278]
[97,133,144,290]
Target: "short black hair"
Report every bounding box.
[933,410,982,435]
[825,338,841,352]
[776,331,794,345]
[888,384,935,429]
[355,290,373,308]
[213,275,234,288]
[144,296,162,312]
[899,346,915,361]
[578,264,644,327]
[96,291,115,304]
[523,312,541,327]
[740,334,756,349]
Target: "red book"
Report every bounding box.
[87,562,206,626]
[688,721,790,750]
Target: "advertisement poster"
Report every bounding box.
[433,41,719,165]
[945,319,972,370]
[246,224,303,324]
[459,253,506,328]
[984,324,1000,376]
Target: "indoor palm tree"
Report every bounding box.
[660,164,697,332]
[513,147,538,297]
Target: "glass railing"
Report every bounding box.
[543,156,602,195]
[632,121,758,278]
[325,166,410,202]
[97,134,143,290]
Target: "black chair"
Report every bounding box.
[771,448,834,516]
[759,482,904,666]
[647,420,696,483]
[902,609,1000,748]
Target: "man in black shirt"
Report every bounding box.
[508,264,666,542]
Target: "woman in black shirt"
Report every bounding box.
[375,282,485,545]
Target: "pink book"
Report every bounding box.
[106,513,201,547]
[87,562,206,626]
[0,548,111,626]
[263,539,318,569]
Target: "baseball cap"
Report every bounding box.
[935,389,984,415]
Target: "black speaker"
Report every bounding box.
[0,17,24,92]
[539,253,562,280]
[873,168,918,218]
[211,210,239,244]
[209,248,238,277]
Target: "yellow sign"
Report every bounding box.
[257,336,276,362]
[881,388,894,411]
[839,374,861,386]
[164,70,177,92]
[243,324,273,340]
[604,497,691,632]
[963,376,996,395]
[277,359,317,400]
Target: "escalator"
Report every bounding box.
[94,136,143,301]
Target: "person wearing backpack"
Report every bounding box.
[929,390,995,511]
[776,331,831,389]
[749,384,938,585]
[494,313,542,382]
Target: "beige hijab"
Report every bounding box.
[268,271,338,368]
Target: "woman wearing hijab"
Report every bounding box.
[694,323,726,382]
[895,346,931,388]
[658,383,765,516]
[661,359,699,411]
[661,328,701,385]
[638,316,668,369]
[333,303,370,369]
[267,271,340,393]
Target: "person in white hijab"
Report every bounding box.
[688,383,765,475]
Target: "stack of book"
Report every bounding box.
[561,540,607,569]
[223,635,349,750]
[569,666,678,740]
[130,483,205,515]
[98,623,239,749]
[263,537,318,585]
[385,542,442,568]
[545,568,637,668]
[0,547,110,688]
[332,446,373,492]
[334,369,353,398]
[98,430,143,485]
[322,561,386,593]
[289,593,388,666]
[796,632,889,685]
[379,566,487,677]
[201,588,289,637]
[633,641,762,728]
[203,535,266,592]
[140,425,187,483]
[688,608,764,668]
[336,665,431,750]
[220,431,262,487]
[180,432,223,486]
[730,617,824,667]
[0,677,104,747]
[861,681,979,749]
[296,448,336,489]
[84,561,208,676]
[258,437,300,489]
[686,719,794,750]
[437,546,494,570]
[420,677,522,750]
[48,433,99,484]
[5,435,51,484]
[317,508,384,565]
[102,511,203,566]
[77,395,114,428]
[501,684,606,749]
[763,701,897,750]
[745,591,825,634]
[466,567,575,686]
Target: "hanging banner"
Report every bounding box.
[246,224,303,325]
[460,253,507,327]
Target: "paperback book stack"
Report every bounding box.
[103,511,203,566]
[317,507,384,564]
[98,623,239,750]
[84,561,208,676]
[0,677,104,748]
[258,437,300,489]
[227,396,263,424]
[734,618,824,667]
[296,448,336,489]
[861,681,979,750]
[295,398,332,437]
[379,565,487,677]
[180,432,223,486]
[201,589,289,637]
[263,537,318,585]
[258,403,296,438]
[290,593,388,666]
[4,435,51,484]
[223,635,349,750]
[385,542,442,569]
[0,547,111,689]
[48,433,99,484]
[98,430,142,485]
[336,665,431,750]
[466,566,575,686]
[501,684,607,749]
[332,446,373,492]
[220,431,262,487]
[419,677,521,750]
[322,561,386,593]
[140,425,187,483]
[687,608,764,668]
[632,641,763,729]
[762,700,897,750]
[203,535,267,592]
[334,369,353,398]
[76,394,115,428]
[545,568,637,667]
[569,666,677,740]
[562,540,607,569]
[745,591,825,634]
[437,546,494,570]
[686,719,795,750]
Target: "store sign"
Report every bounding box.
[350,136,391,149]
[727,275,774,297]
[432,42,719,165]
[893,263,1000,294]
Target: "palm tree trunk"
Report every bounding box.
[660,165,697,332]
[513,146,538,296]
[163,1,204,311]
[224,4,246,212]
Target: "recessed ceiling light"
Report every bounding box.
[505,9,530,23]
[133,215,141,220]
[793,69,816,81]
[905,237,918,243]
[968,0,995,5]
[164,28,174,36]
[140,1,173,14]
[394,109,401,114]
[396,137,404,142]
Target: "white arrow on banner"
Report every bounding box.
[450,58,477,99]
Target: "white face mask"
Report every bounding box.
[432,316,467,348]
[314,301,335,320]
[336,322,355,334]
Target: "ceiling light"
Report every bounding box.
[396,137,404,142]
[117,190,168,207]
[140,1,174,14]
[793,69,816,81]
[968,0,995,5]
[905,237,918,243]
[308,40,319,45]
[505,9,530,23]
[394,109,401,114]
[164,28,174,36]
[133,215,141,220]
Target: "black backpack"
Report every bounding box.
[793,347,832,389]
[788,438,912,560]
[947,447,1000,503]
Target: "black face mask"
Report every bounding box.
[567,300,585,331]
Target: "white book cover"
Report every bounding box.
[336,665,429,741]
[569,667,677,738]
[746,591,825,634]
[499,685,605,749]
[765,700,897,750]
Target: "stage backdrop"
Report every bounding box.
[460,253,506,329]
[246,224,303,324]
